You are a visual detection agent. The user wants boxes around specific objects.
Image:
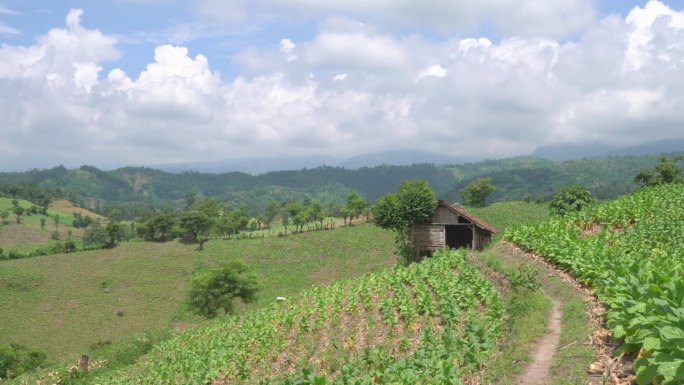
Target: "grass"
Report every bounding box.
[546,276,595,385]
[475,250,552,384]
[477,244,595,385]
[0,223,396,364]
[467,201,551,243]
[0,197,93,253]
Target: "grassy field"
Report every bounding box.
[0,224,396,364]
[0,198,99,253]
[467,201,551,243]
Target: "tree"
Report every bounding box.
[184,192,197,210]
[12,206,24,224]
[308,201,325,229]
[83,222,107,247]
[145,212,176,241]
[263,201,279,233]
[373,180,437,262]
[179,210,213,241]
[0,210,8,224]
[346,192,368,223]
[40,218,46,230]
[52,214,60,228]
[634,156,683,187]
[187,261,259,318]
[461,178,496,207]
[550,185,597,217]
[105,221,125,247]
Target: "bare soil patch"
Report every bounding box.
[0,223,50,246]
[49,199,104,219]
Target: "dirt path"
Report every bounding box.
[516,298,562,385]
[479,242,613,385]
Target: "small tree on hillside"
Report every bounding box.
[634,156,683,187]
[13,206,24,224]
[550,185,596,217]
[105,221,125,247]
[187,261,259,319]
[461,178,496,207]
[373,180,437,262]
[346,192,368,223]
[179,210,213,241]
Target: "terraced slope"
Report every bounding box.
[95,249,503,385]
[506,183,684,385]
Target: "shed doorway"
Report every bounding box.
[445,225,472,249]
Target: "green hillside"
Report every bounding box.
[506,183,684,384]
[0,197,84,254]
[1,153,681,218]
[0,224,395,363]
[93,249,502,384]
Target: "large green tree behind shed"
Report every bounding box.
[373,180,437,262]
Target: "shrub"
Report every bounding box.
[187,261,259,318]
[508,263,541,292]
[549,185,596,217]
[0,344,47,378]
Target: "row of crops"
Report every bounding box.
[506,183,684,385]
[94,249,503,385]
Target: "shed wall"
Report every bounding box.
[412,224,445,254]
[431,206,468,224]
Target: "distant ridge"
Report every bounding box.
[531,137,684,161]
[153,149,468,174]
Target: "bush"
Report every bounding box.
[549,185,596,217]
[0,343,47,378]
[508,263,541,292]
[187,261,260,318]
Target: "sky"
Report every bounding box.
[1,0,684,171]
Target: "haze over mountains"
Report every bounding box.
[154,138,684,174]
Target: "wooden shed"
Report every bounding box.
[411,200,496,256]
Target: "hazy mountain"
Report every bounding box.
[532,138,684,161]
[155,155,339,174]
[340,150,468,169]
[155,150,469,174]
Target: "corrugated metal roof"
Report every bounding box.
[436,200,497,234]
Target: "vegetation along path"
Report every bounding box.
[476,242,606,385]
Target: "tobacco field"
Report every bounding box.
[94,249,503,385]
[506,183,684,385]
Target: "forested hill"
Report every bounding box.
[0,152,681,215]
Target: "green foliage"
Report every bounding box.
[94,249,503,384]
[187,261,260,319]
[373,180,437,261]
[83,222,107,247]
[507,263,541,292]
[549,185,596,217]
[0,344,46,378]
[634,156,683,187]
[104,221,125,247]
[505,183,684,384]
[179,210,213,241]
[460,177,496,207]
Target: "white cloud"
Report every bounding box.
[280,38,297,61]
[3,3,684,170]
[417,65,447,80]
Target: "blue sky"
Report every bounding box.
[1,1,684,170]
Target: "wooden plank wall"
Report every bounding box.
[413,224,445,253]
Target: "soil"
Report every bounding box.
[516,299,562,385]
